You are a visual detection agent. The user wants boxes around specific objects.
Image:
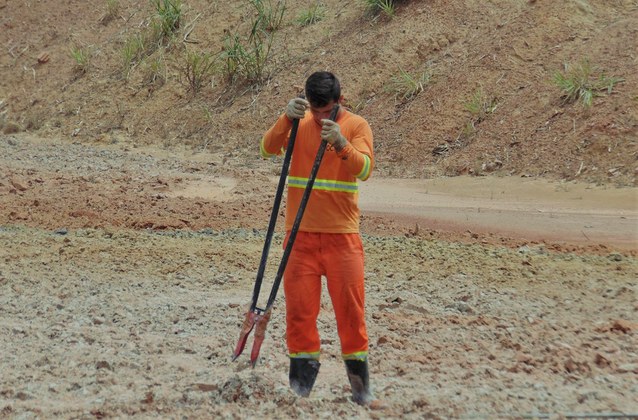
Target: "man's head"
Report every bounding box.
[305,71,341,108]
[305,71,342,124]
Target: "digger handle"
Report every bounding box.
[250,112,302,311]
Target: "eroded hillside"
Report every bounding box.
[1,0,637,184]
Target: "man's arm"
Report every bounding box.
[260,113,292,159]
[321,119,374,181]
[260,98,309,158]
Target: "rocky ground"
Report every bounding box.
[1,134,637,418]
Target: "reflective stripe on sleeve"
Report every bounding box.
[288,176,358,193]
[356,154,371,180]
[260,137,280,159]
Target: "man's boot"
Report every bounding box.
[344,359,375,405]
[289,358,321,397]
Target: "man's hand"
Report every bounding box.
[321,119,347,151]
[286,98,309,121]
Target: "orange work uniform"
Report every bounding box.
[261,109,374,361]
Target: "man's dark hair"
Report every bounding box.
[305,71,341,108]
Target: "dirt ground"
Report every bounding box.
[1,133,637,418]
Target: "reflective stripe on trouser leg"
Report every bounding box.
[322,233,369,358]
[283,232,323,358]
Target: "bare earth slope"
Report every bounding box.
[1,1,637,184]
[1,134,637,418]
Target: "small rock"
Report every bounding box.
[517,245,531,254]
[451,301,475,314]
[9,177,28,191]
[15,391,31,401]
[610,319,638,333]
[96,361,112,370]
[141,391,154,404]
[515,353,535,366]
[3,121,21,134]
[377,336,391,345]
[37,52,50,64]
[594,353,612,368]
[608,253,623,262]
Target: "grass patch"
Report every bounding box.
[553,60,623,107]
[221,33,265,83]
[464,88,498,124]
[220,0,282,84]
[183,50,217,95]
[152,0,182,40]
[386,67,432,100]
[459,88,498,139]
[297,3,326,27]
[250,0,287,32]
[70,45,91,73]
[363,0,396,18]
[142,54,167,88]
[121,35,145,79]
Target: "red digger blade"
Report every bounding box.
[232,310,257,361]
[249,309,272,367]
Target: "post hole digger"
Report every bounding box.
[231,103,340,368]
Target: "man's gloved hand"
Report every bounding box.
[321,119,347,151]
[286,98,309,121]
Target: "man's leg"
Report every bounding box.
[283,232,323,396]
[322,233,376,405]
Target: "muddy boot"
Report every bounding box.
[289,358,320,397]
[345,359,375,406]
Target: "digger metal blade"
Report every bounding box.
[249,309,272,367]
[232,310,257,361]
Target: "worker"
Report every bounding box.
[260,71,377,406]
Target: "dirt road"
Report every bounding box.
[360,177,638,250]
[1,134,637,418]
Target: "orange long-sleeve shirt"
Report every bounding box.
[260,109,374,233]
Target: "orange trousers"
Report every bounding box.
[283,231,369,361]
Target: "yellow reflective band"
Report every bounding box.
[288,176,358,193]
[342,351,368,361]
[356,154,371,180]
[260,137,280,159]
[289,351,321,360]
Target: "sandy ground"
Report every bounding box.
[359,177,638,250]
[1,134,637,419]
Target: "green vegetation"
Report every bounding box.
[553,60,623,107]
[120,10,169,80]
[221,32,271,83]
[250,0,287,32]
[363,0,396,18]
[297,3,326,27]
[121,35,145,79]
[70,45,91,73]
[152,0,182,40]
[142,54,166,87]
[220,0,284,84]
[464,88,498,123]
[461,88,498,138]
[183,50,217,94]
[386,67,432,100]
